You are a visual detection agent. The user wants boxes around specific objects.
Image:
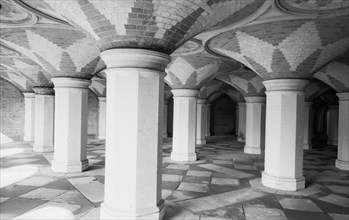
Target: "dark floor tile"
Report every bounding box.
[162,181,180,191]
[283,209,332,220]
[0,185,37,197]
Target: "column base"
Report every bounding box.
[335,159,349,171]
[237,137,245,142]
[51,159,88,173]
[33,145,53,153]
[303,144,312,150]
[196,139,206,145]
[327,140,338,146]
[100,200,165,220]
[261,172,305,191]
[98,135,106,140]
[244,146,261,154]
[171,152,197,162]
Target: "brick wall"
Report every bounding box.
[0,78,24,141]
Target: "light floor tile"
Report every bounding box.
[167,164,190,170]
[186,170,212,177]
[162,174,182,182]
[19,188,66,200]
[177,182,209,193]
[319,194,349,208]
[68,177,104,203]
[244,205,287,220]
[328,213,349,220]
[212,160,233,165]
[199,164,255,179]
[16,176,55,187]
[0,197,9,203]
[211,178,240,186]
[278,198,323,212]
[10,158,39,164]
[327,185,349,195]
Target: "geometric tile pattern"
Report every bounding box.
[198,80,245,103]
[305,79,332,101]
[2,138,348,220]
[314,58,349,92]
[279,0,349,12]
[89,77,106,97]
[165,52,241,89]
[40,0,264,53]
[209,18,349,79]
[216,68,265,96]
[0,28,102,78]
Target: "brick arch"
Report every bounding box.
[208,17,349,79]
[38,0,265,53]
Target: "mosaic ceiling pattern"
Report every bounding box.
[209,18,349,79]
[305,79,332,102]
[278,0,349,13]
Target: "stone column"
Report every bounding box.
[196,99,207,145]
[51,78,91,173]
[163,101,169,138]
[327,105,339,146]
[100,49,170,220]
[336,92,349,170]
[244,97,265,154]
[23,92,35,142]
[98,97,106,140]
[33,87,54,152]
[262,79,308,191]
[171,89,199,162]
[303,102,313,150]
[206,103,211,137]
[237,103,246,142]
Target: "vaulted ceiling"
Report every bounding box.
[1,0,348,99]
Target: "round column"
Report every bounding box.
[262,79,309,191]
[23,92,35,142]
[171,89,199,162]
[336,92,349,170]
[100,49,170,220]
[205,103,211,137]
[32,87,54,153]
[98,97,106,140]
[326,105,339,146]
[303,102,313,150]
[244,97,266,154]
[237,102,246,142]
[196,99,207,145]
[51,77,91,173]
[163,101,169,138]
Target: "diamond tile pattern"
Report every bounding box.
[1,138,348,219]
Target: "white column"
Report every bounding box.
[51,78,91,173]
[171,89,199,162]
[205,103,211,137]
[237,103,246,142]
[262,79,309,191]
[244,97,265,154]
[196,99,207,145]
[303,102,313,150]
[23,92,35,142]
[163,101,169,138]
[336,92,349,170]
[98,97,106,140]
[33,87,54,152]
[327,105,338,146]
[100,49,170,220]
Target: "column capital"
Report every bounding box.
[263,79,309,91]
[197,99,207,104]
[171,89,199,98]
[245,96,266,103]
[98,97,106,102]
[23,92,35,98]
[337,92,349,101]
[101,49,171,72]
[32,86,54,95]
[238,102,246,107]
[51,77,91,89]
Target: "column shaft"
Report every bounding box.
[23,93,35,142]
[98,97,106,140]
[244,97,265,154]
[262,79,308,191]
[100,49,170,220]
[51,78,90,173]
[196,99,207,145]
[303,102,313,150]
[326,105,338,146]
[206,103,211,137]
[163,101,168,138]
[171,89,199,162]
[336,92,349,170]
[33,87,54,152]
[237,103,246,142]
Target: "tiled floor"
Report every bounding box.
[1,137,348,220]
